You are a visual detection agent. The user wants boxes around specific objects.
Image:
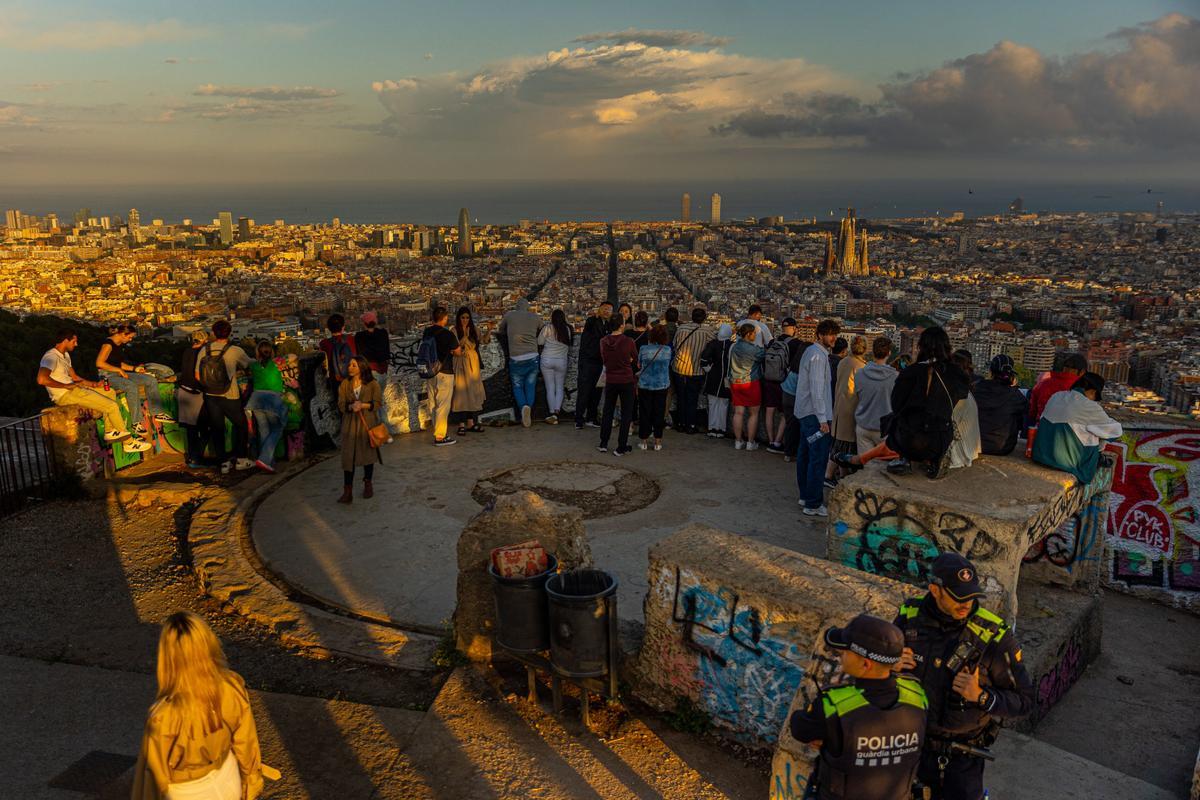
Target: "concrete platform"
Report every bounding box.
[252,423,814,631]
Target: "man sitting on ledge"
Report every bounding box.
[37,329,151,452]
[1032,371,1122,485]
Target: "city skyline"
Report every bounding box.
[0,3,1196,187]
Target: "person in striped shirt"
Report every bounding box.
[670,307,715,434]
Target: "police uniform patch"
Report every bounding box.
[958,568,973,582]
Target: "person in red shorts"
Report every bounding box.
[728,323,766,450]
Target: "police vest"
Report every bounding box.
[897,600,1010,648]
[817,677,928,800]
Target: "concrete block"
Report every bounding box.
[453,491,593,662]
[631,523,909,748]
[826,453,1112,620]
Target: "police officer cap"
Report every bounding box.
[930,552,985,600]
[824,614,905,665]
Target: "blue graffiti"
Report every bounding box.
[771,758,812,800]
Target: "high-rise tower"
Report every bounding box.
[218,212,233,246]
[858,230,868,274]
[681,193,691,223]
[457,207,472,256]
[710,193,721,225]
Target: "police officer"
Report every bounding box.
[790,614,928,800]
[894,553,1035,800]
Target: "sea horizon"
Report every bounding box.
[2,178,1195,227]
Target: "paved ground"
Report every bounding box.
[253,423,818,629]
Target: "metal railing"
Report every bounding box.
[0,413,58,518]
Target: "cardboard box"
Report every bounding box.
[491,540,549,578]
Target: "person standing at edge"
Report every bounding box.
[422,306,461,447]
[637,324,672,450]
[794,319,839,516]
[354,311,390,383]
[318,313,357,391]
[728,323,765,450]
[789,614,928,800]
[198,320,253,474]
[763,317,798,454]
[538,308,572,424]
[245,340,288,474]
[497,297,542,427]
[598,314,637,456]
[132,612,266,800]
[894,553,1034,800]
[452,306,486,436]
[575,300,612,429]
[670,307,714,435]
[176,330,211,467]
[337,356,382,503]
[827,335,868,488]
[700,323,734,438]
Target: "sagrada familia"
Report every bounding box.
[824,207,869,276]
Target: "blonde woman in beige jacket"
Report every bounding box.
[133,612,264,800]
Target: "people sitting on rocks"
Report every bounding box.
[38,329,152,452]
[1033,372,1123,484]
[975,354,1028,456]
[96,323,172,436]
[1027,352,1087,425]
[945,350,982,471]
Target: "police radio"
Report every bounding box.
[944,626,986,674]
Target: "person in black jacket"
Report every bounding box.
[974,354,1028,456]
[574,300,613,429]
[894,553,1034,800]
[700,323,735,437]
[177,330,212,468]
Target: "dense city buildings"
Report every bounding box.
[2,202,1198,418]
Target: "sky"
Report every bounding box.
[1,0,1198,187]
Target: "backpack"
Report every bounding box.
[416,331,442,379]
[198,343,233,394]
[328,336,353,381]
[763,338,791,383]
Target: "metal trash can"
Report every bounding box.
[546,569,618,678]
[489,554,557,653]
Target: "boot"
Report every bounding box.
[362,480,374,499]
[337,486,353,504]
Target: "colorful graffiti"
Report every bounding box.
[1105,429,1200,608]
[667,567,809,742]
[1036,632,1083,713]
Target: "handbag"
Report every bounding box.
[358,410,389,448]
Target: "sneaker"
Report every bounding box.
[124,438,152,453]
[586,421,600,428]
[597,445,608,453]
[823,477,839,490]
[133,422,148,435]
[613,445,633,457]
[152,412,174,423]
[746,441,759,452]
[832,452,862,472]
[255,459,276,474]
[783,455,795,463]
[654,442,663,451]
[386,437,395,444]
[886,458,912,476]
[766,442,785,454]
[707,430,723,439]
[235,458,255,471]
[576,424,585,430]
[434,437,457,447]
[521,406,532,428]
[802,505,829,518]
[103,429,131,443]
[546,414,558,425]
[734,440,745,450]
[639,441,649,451]
[220,460,233,475]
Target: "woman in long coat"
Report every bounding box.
[828,335,868,482]
[452,306,486,435]
[337,355,382,504]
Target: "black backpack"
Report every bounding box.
[199,343,233,394]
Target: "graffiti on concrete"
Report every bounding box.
[769,757,813,800]
[667,567,808,741]
[1105,430,1200,604]
[1022,496,1106,573]
[1036,631,1084,712]
[831,490,1003,585]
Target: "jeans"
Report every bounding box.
[575,360,603,426]
[600,382,635,450]
[706,395,729,432]
[540,355,568,414]
[101,370,163,427]
[671,371,704,431]
[344,464,375,486]
[782,392,800,458]
[796,414,832,509]
[246,390,287,467]
[428,372,455,440]
[55,386,127,435]
[638,388,668,440]
[509,356,540,411]
[205,395,248,463]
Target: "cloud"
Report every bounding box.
[194,84,341,101]
[0,101,39,127]
[573,28,730,48]
[714,13,1200,153]
[263,21,327,40]
[0,18,207,51]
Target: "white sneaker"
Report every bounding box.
[734,440,745,450]
[802,505,829,518]
[639,441,649,450]
[103,430,131,443]
[220,461,232,475]
[234,458,255,471]
[152,412,174,423]
[521,405,532,427]
[746,441,759,451]
[546,414,558,425]
[133,422,147,435]
[654,442,662,451]
[123,438,152,453]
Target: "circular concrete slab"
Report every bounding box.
[473,461,660,518]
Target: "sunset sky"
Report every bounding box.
[1,0,1197,186]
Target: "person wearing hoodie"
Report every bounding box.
[497,298,543,427]
[1028,352,1087,425]
[1033,372,1122,484]
[975,354,1028,456]
[575,301,613,429]
[598,314,638,456]
[853,337,898,456]
[700,323,734,437]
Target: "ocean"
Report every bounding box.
[2,179,1195,226]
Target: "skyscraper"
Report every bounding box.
[4,209,18,229]
[218,212,233,246]
[457,207,472,256]
[238,217,251,241]
[128,208,140,231]
[710,193,721,225]
[681,193,691,223]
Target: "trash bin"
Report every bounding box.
[489,554,558,653]
[546,569,618,678]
